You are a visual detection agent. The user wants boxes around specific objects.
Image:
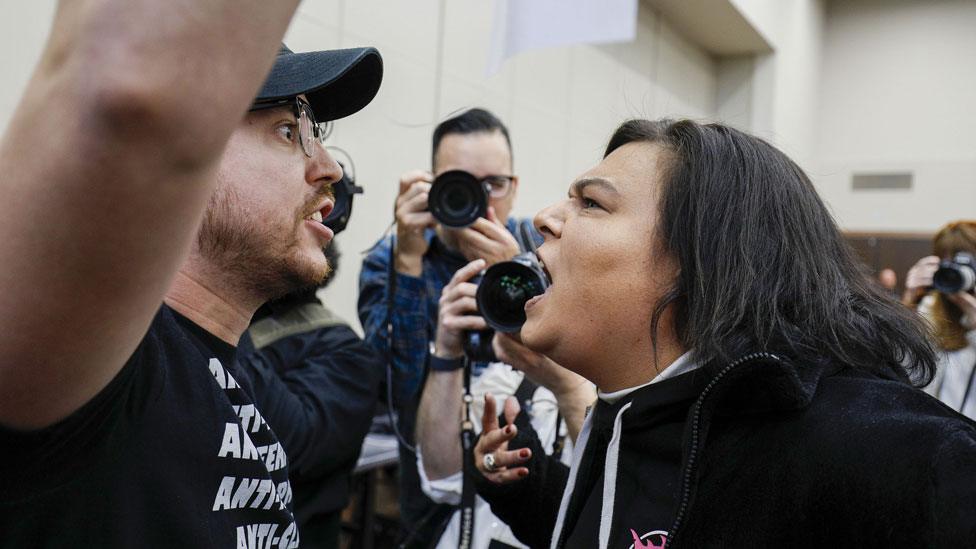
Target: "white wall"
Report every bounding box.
[312,0,717,329]
[815,0,976,232]
[728,0,826,168]
[6,1,973,329]
[0,3,56,128]
[0,0,719,331]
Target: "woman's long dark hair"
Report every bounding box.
[606,119,936,385]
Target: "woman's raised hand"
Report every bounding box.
[474,393,532,483]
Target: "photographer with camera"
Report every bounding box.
[357,108,592,545]
[903,221,976,419]
[413,258,594,548]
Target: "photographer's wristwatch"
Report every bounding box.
[428,343,465,371]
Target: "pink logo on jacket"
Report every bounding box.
[628,529,667,549]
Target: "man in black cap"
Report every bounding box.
[0,2,382,547]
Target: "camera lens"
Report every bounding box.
[477,256,549,332]
[429,170,488,228]
[933,259,976,294]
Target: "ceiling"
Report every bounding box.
[642,0,773,56]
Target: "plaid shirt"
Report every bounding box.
[357,218,538,408]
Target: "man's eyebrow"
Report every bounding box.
[250,104,296,121]
[569,177,620,197]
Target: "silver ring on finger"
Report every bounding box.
[483,452,498,472]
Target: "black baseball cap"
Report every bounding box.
[254,44,383,122]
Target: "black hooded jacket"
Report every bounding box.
[473,353,976,548]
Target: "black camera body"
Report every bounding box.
[428,170,489,228]
[933,252,976,294]
[323,161,363,234]
[462,328,497,363]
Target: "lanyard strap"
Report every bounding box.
[959,356,976,414]
[458,356,476,549]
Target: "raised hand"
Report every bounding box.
[474,393,532,483]
[902,255,941,306]
[455,206,520,267]
[395,170,436,275]
[433,259,487,358]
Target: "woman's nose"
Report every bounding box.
[534,201,565,241]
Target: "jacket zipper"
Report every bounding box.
[664,351,780,549]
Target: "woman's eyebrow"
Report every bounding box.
[569,177,620,197]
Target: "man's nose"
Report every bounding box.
[308,142,343,188]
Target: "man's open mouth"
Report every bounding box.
[304,200,333,224]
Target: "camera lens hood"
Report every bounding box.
[933,252,976,294]
[429,170,488,228]
[476,253,550,332]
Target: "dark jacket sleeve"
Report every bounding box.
[930,423,976,545]
[239,325,384,480]
[471,410,570,549]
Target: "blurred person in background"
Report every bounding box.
[902,221,976,419]
[878,267,898,294]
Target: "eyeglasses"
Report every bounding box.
[249,96,333,157]
[480,175,516,198]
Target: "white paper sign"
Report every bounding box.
[487,0,638,76]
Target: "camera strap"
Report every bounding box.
[458,355,477,549]
[515,218,541,255]
[959,355,976,415]
[386,232,417,454]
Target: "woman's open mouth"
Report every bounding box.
[535,251,553,286]
[526,252,553,312]
[524,284,551,311]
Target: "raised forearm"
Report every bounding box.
[416,369,464,480]
[46,0,300,163]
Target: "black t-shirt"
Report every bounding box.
[0,305,299,548]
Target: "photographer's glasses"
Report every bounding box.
[481,175,516,199]
[249,96,333,157]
